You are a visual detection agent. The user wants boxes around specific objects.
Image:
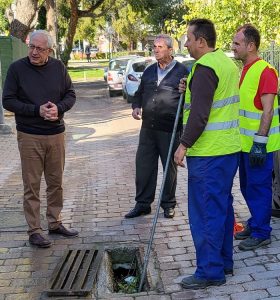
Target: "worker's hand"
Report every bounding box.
[174,144,187,167]
[132,108,142,120]
[179,77,187,94]
[249,135,268,167]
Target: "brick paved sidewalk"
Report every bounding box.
[0,80,280,300]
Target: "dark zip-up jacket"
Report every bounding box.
[132,61,188,132]
[2,56,76,135]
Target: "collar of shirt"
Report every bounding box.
[157,58,176,85]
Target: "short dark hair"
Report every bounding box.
[188,18,216,48]
[237,24,260,50]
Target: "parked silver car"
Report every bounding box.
[106,55,140,97]
[122,56,156,103]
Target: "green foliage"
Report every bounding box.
[182,0,280,49]
[57,0,71,41]
[36,6,47,30]
[145,0,186,33]
[115,276,140,294]
[75,18,96,43]
[112,3,148,49]
[67,67,104,81]
[0,0,12,33]
[116,276,139,294]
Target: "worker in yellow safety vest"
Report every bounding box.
[174,18,240,290]
[232,24,280,251]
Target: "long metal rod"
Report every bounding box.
[138,93,185,292]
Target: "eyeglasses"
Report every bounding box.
[28,44,49,53]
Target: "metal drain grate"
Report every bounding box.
[47,248,103,296]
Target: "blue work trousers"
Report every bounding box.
[239,152,273,239]
[187,153,239,280]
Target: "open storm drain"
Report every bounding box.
[96,246,162,297]
[47,248,103,297]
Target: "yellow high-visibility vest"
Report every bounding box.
[239,60,280,152]
[183,49,241,156]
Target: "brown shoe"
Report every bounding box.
[49,224,78,237]
[29,233,52,248]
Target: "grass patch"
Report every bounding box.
[68,67,104,81]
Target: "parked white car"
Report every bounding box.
[107,55,140,97]
[122,56,156,103]
[174,55,195,72]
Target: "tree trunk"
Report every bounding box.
[46,0,59,58]
[60,0,79,66]
[7,0,38,42]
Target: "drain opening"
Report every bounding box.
[113,253,139,293]
[108,247,149,294]
[95,246,151,298]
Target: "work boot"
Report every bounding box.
[224,269,234,276]
[238,236,271,251]
[234,225,251,240]
[181,275,226,290]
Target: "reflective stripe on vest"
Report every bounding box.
[206,119,239,131]
[239,108,279,120]
[240,125,280,136]
[184,95,239,111]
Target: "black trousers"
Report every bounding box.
[135,127,179,209]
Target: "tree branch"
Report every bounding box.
[77,0,106,17]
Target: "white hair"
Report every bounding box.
[29,30,54,49]
[155,34,173,48]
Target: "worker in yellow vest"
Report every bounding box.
[232,24,280,251]
[174,19,240,289]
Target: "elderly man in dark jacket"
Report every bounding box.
[125,34,188,219]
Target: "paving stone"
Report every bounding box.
[233,265,267,275]
[243,254,279,266]
[226,274,253,284]
[267,286,280,297]
[242,279,279,291]
[230,290,269,300]
[252,269,280,280]
[171,290,197,300]
[265,262,280,271]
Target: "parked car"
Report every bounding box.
[122,56,156,103]
[107,55,140,97]
[174,55,195,72]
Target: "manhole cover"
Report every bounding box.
[47,248,103,296]
[0,211,26,229]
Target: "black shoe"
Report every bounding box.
[164,207,175,218]
[181,275,226,290]
[49,224,79,237]
[238,236,271,251]
[224,269,234,276]
[29,233,52,248]
[234,225,251,240]
[125,207,151,218]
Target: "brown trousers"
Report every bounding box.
[17,131,65,235]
